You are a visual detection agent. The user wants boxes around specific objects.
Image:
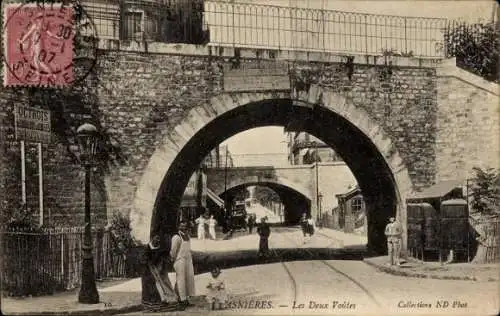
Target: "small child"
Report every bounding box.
[205,266,228,310]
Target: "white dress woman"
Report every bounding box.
[170,223,195,306]
[208,215,217,240]
[195,215,206,240]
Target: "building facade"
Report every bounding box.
[286,131,342,165]
[331,186,367,234]
[179,144,233,224]
[81,0,207,43]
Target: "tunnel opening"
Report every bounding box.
[219,183,312,226]
[149,98,399,254]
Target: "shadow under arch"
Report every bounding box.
[133,92,413,255]
[219,181,312,225]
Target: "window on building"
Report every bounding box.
[123,10,144,40]
[351,197,363,213]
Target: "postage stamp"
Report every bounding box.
[3,2,75,87]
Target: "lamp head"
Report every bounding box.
[76,123,98,166]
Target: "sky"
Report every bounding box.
[220,0,497,165]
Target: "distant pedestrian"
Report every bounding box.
[304,216,316,243]
[247,214,255,234]
[384,217,402,266]
[170,222,196,308]
[208,215,217,240]
[195,214,206,240]
[300,213,308,240]
[257,217,271,258]
[307,216,316,236]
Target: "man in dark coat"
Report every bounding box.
[300,213,308,238]
[247,214,255,234]
[257,217,271,258]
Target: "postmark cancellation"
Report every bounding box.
[3,2,75,87]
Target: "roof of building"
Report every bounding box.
[335,185,362,200]
[408,180,464,200]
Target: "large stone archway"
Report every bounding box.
[130,85,414,253]
[219,181,311,224]
[207,168,313,201]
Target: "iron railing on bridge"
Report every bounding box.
[218,153,290,167]
[204,0,446,57]
[81,0,447,58]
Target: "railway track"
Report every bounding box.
[272,227,381,308]
[268,239,298,305]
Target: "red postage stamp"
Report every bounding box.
[3,3,75,87]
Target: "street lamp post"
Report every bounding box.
[76,123,100,304]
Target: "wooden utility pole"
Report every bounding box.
[224,146,229,222]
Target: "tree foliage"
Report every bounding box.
[468,167,500,217]
[444,21,499,82]
[254,186,281,206]
[0,201,39,230]
[109,211,135,254]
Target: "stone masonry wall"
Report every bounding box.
[290,59,438,190]
[96,50,220,217]
[435,60,500,182]
[0,88,107,228]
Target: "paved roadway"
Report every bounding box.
[114,223,498,316]
[246,203,282,223]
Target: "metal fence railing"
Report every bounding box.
[1,227,128,296]
[204,1,446,57]
[469,216,500,263]
[228,153,290,167]
[81,0,447,58]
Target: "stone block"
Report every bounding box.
[185,107,209,135]
[169,128,190,150]
[210,94,234,115]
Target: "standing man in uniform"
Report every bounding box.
[385,217,403,266]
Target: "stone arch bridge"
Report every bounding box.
[206,165,313,223]
[1,41,498,256]
[205,163,359,224]
[206,165,313,201]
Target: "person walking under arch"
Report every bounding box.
[305,215,316,243]
[257,217,271,258]
[247,214,255,234]
[300,213,308,242]
[195,214,206,240]
[208,215,217,240]
[170,222,196,308]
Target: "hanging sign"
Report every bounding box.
[223,61,290,92]
[14,106,51,143]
